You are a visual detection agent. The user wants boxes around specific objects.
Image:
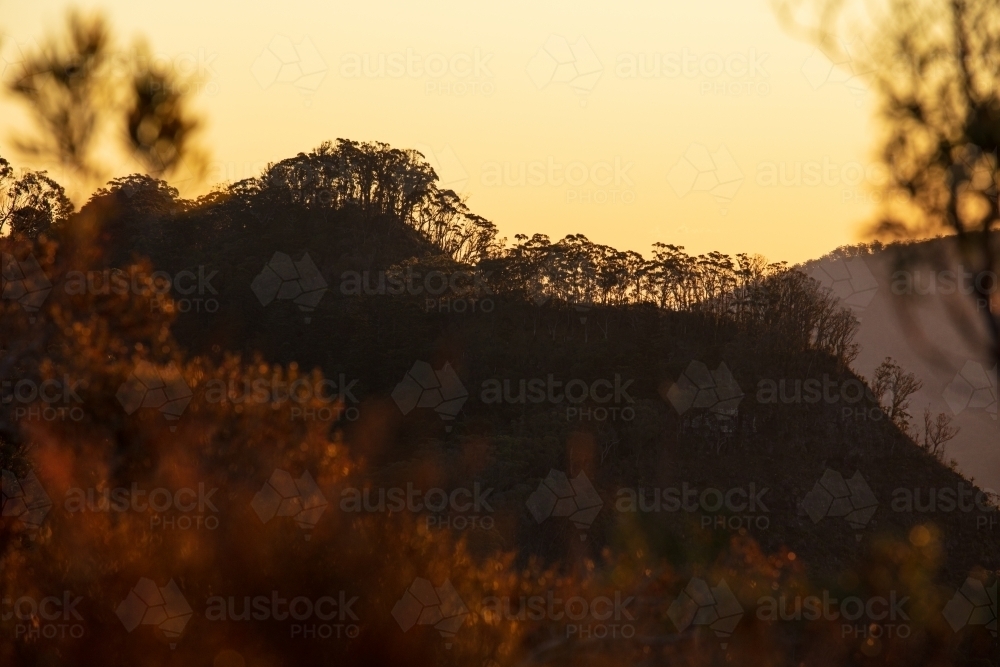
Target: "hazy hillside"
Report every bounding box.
[803,237,1000,491]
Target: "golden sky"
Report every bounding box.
[0,0,882,264]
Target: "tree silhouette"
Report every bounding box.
[6,12,206,194]
[0,156,73,237]
[5,12,111,182]
[774,0,1000,364]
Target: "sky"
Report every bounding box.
[0,0,884,264]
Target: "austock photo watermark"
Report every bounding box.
[807,256,880,313]
[670,151,906,214]
[942,576,997,638]
[756,590,912,640]
[339,47,495,97]
[252,35,327,101]
[393,578,468,649]
[63,266,221,314]
[891,269,998,312]
[204,590,361,640]
[756,374,887,422]
[203,373,362,422]
[105,45,221,96]
[2,376,85,422]
[339,267,495,314]
[252,469,328,540]
[799,39,874,104]
[392,361,469,432]
[800,469,879,536]
[527,35,602,105]
[480,157,636,205]
[413,143,469,193]
[394,577,636,645]
[116,579,362,647]
[115,578,192,647]
[481,590,637,639]
[116,362,364,427]
[251,468,494,534]
[1,251,53,316]
[615,48,770,97]
[667,578,916,651]
[801,469,1000,534]
[8,579,973,652]
[667,144,743,214]
[527,470,604,539]
[664,360,744,419]
[1,469,53,531]
[944,360,998,419]
[0,34,36,86]
[755,157,895,205]
[4,255,224,316]
[890,484,1000,531]
[252,252,327,323]
[338,482,495,531]
[2,591,86,641]
[480,374,636,422]
[526,37,771,101]
[616,482,770,531]
[667,577,743,650]
[64,482,221,531]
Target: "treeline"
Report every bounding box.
[481,233,859,365]
[228,139,503,264]
[2,139,861,368]
[209,140,861,367]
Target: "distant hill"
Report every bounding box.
[801,236,999,491]
[54,143,1000,586]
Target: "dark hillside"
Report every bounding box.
[2,140,997,667]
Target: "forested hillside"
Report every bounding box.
[2,139,997,666]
